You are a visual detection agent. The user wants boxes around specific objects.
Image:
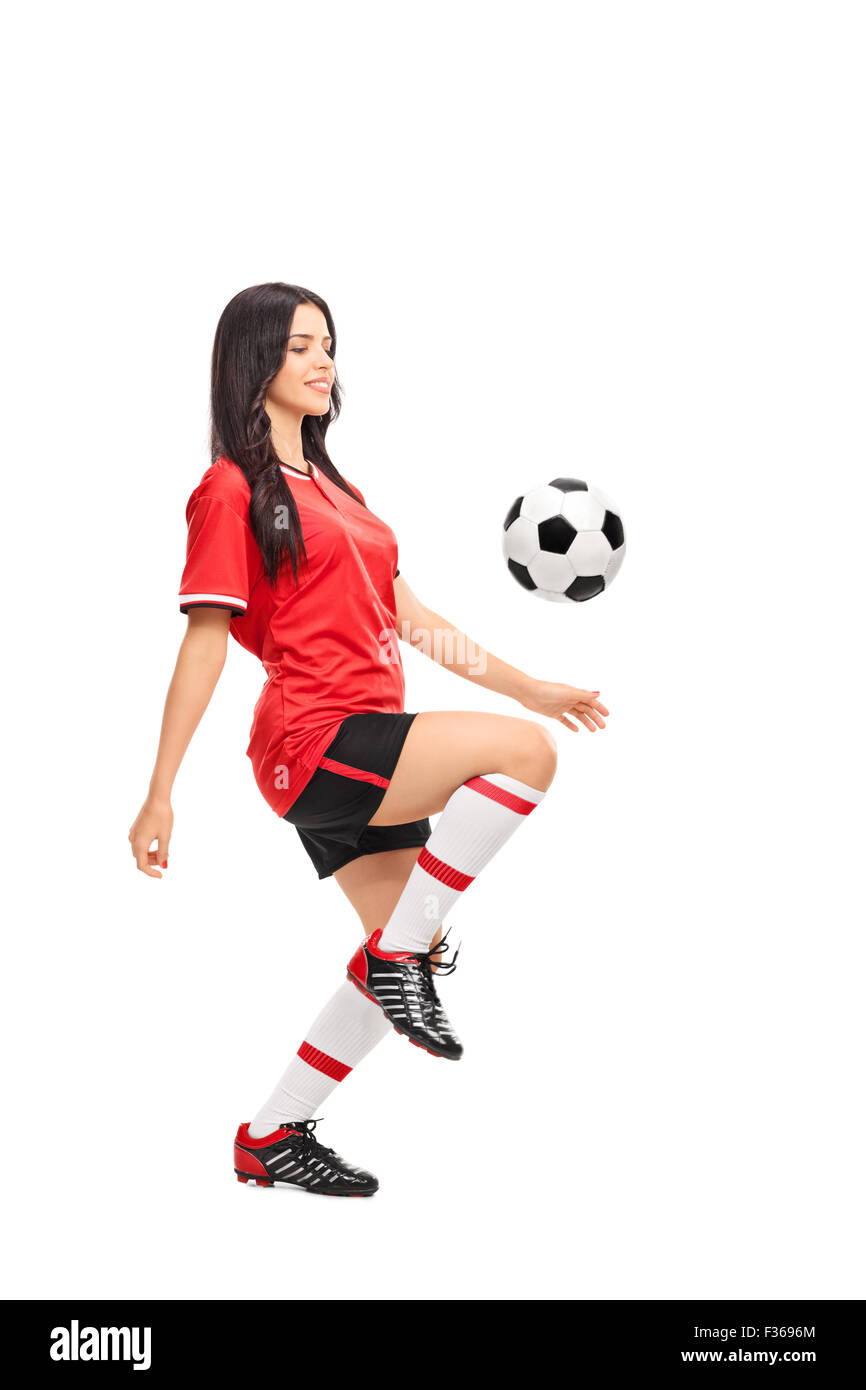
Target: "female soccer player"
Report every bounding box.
[129,282,609,1197]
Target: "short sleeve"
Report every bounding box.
[179,495,252,618]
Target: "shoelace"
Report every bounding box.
[400,928,462,1023]
[281,1116,339,1164]
[417,924,461,978]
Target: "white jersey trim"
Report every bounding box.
[179,592,248,609]
[280,463,318,481]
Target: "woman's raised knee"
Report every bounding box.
[510,720,558,790]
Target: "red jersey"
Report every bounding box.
[178,456,405,817]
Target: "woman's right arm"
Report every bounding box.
[128,607,232,878]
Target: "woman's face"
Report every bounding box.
[266,302,334,418]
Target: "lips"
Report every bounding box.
[306,380,331,394]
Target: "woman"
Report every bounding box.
[128,282,609,1198]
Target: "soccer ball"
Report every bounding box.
[502,477,626,602]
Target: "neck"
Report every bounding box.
[267,409,308,472]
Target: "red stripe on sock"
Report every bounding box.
[297,1041,352,1082]
[318,755,390,789]
[417,846,475,891]
[465,775,538,815]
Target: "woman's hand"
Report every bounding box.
[519,679,609,732]
[129,795,174,878]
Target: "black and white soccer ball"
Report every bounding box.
[502,477,626,602]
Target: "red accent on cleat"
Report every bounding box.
[362,927,419,963]
[236,1122,300,1151]
[347,941,369,986]
[255,1179,270,1187]
[237,1173,248,1183]
[233,1142,270,1177]
[346,972,381,1009]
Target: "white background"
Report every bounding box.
[2,0,864,1301]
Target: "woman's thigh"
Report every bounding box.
[366,709,557,827]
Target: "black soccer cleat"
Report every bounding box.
[234,1117,378,1196]
[346,926,463,1060]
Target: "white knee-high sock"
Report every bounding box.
[247,979,391,1137]
[377,772,546,956]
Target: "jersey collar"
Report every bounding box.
[280,461,319,482]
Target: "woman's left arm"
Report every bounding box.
[393,575,609,733]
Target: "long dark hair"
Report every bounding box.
[209,282,363,585]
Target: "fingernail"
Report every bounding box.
[161,860,168,869]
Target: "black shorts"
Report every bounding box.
[283,710,431,879]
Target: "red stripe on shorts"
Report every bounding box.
[417,846,475,891]
[465,775,538,816]
[297,1041,352,1082]
[318,755,390,789]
